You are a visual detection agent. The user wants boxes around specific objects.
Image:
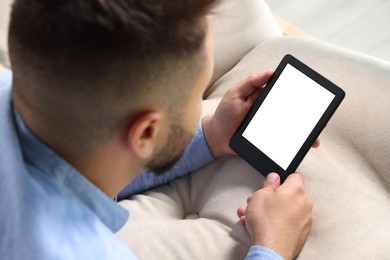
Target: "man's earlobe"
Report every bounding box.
[127,111,162,160]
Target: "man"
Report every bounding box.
[0,0,313,259]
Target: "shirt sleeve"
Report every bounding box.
[117,122,214,200]
[245,246,283,260]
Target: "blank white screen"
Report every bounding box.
[242,64,335,170]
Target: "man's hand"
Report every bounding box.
[202,70,274,158]
[237,173,313,260]
[202,70,320,158]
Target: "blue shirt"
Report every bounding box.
[0,71,281,260]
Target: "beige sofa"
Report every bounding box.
[2,0,390,259]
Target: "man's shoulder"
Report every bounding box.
[0,71,135,259]
[0,73,135,258]
[0,71,12,93]
[0,71,12,127]
[0,165,136,259]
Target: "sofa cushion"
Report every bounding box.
[116,36,390,259]
[117,156,256,259]
[0,0,12,68]
[206,0,282,94]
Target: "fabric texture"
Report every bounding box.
[246,246,283,260]
[206,0,282,89]
[0,0,12,68]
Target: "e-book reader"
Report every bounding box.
[230,54,345,182]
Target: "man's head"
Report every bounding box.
[9,0,216,175]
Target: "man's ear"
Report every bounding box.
[126,111,165,160]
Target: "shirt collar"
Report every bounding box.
[13,106,129,232]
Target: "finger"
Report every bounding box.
[237,206,247,226]
[283,173,305,188]
[312,138,320,148]
[232,70,274,98]
[239,215,246,226]
[237,205,247,218]
[262,172,281,189]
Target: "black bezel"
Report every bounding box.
[229,54,346,182]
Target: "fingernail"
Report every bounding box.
[266,172,278,184]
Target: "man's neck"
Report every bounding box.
[69,142,143,198]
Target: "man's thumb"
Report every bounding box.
[262,172,281,189]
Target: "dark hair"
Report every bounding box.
[9,0,216,63]
[8,0,217,152]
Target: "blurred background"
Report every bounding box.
[267,0,390,62]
